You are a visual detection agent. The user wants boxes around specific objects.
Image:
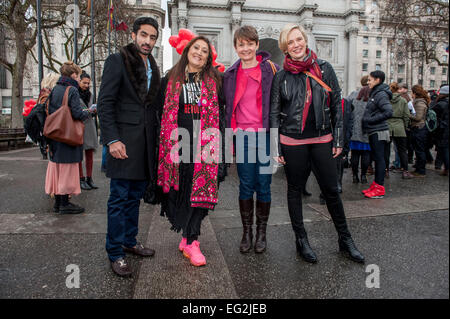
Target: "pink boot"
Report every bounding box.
[179,237,187,252]
[183,240,206,267]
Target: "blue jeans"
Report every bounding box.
[101,145,108,171]
[235,130,272,202]
[106,178,148,262]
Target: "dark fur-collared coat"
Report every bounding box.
[98,43,162,181]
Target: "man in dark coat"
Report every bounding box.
[98,17,162,277]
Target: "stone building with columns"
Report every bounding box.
[0,0,165,121]
[167,0,448,96]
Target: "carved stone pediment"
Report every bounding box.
[255,25,281,39]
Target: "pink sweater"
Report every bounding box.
[233,64,263,131]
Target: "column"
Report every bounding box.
[346,27,359,94]
[230,16,241,62]
[303,22,316,52]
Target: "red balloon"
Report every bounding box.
[176,39,189,55]
[211,45,218,61]
[178,28,196,41]
[212,60,218,66]
[217,63,225,73]
[22,99,37,117]
[168,35,179,48]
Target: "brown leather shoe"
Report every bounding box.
[111,258,132,277]
[123,242,155,257]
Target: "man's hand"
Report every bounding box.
[332,147,343,158]
[109,141,128,159]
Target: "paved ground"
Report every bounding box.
[0,146,448,299]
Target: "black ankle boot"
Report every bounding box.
[295,235,317,263]
[59,195,85,214]
[53,195,61,213]
[254,201,270,253]
[80,177,92,190]
[86,177,98,189]
[239,199,254,253]
[360,175,368,184]
[338,236,365,263]
[353,175,360,183]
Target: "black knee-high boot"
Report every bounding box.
[239,199,254,253]
[254,200,270,253]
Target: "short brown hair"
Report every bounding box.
[390,82,399,93]
[233,25,259,47]
[60,61,82,77]
[360,75,369,87]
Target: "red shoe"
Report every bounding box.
[179,237,187,252]
[365,183,385,199]
[362,181,376,194]
[183,240,206,267]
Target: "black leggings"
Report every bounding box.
[369,133,388,185]
[351,149,371,176]
[384,136,409,171]
[183,209,208,244]
[281,142,351,239]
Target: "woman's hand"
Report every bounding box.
[274,156,286,165]
[332,147,343,158]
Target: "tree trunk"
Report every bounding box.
[11,33,27,129]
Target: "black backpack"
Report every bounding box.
[24,101,47,143]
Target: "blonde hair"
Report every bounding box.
[41,73,59,90]
[60,61,82,77]
[278,23,308,53]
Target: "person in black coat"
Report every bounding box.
[432,86,449,176]
[44,62,90,214]
[97,17,162,277]
[361,70,393,198]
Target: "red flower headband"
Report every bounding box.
[169,29,225,73]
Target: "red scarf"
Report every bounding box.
[283,49,324,131]
[157,77,220,210]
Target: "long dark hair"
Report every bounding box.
[412,84,431,105]
[167,36,222,92]
[357,86,371,102]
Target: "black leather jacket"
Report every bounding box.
[270,59,343,155]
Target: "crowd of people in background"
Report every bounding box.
[346,76,449,191]
[23,17,448,277]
